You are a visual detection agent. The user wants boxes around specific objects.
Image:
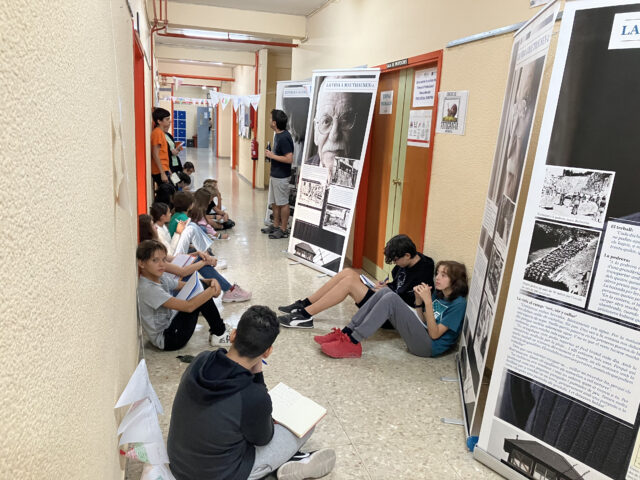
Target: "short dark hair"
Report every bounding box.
[271,109,288,131]
[177,172,191,185]
[150,202,170,222]
[136,239,167,261]
[233,306,280,358]
[172,191,193,212]
[138,214,156,242]
[154,182,175,206]
[152,108,170,126]
[383,234,417,264]
[183,161,195,171]
[435,261,469,301]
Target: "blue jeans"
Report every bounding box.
[182,259,232,292]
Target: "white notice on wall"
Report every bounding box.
[407,109,431,148]
[609,12,640,50]
[412,67,437,107]
[379,90,393,114]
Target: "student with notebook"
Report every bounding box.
[136,240,229,350]
[278,234,435,329]
[315,261,468,359]
[167,305,336,480]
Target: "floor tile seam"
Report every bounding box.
[327,400,374,480]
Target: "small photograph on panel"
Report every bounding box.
[523,220,600,301]
[292,241,341,272]
[322,204,351,235]
[298,179,325,210]
[495,195,516,251]
[479,225,493,261]
[486,246,505,302]
[537,166,614,228]
[330,157,360,189]
[473,289,494,371]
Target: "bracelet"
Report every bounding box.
[414,303,426,312]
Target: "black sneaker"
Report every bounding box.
[277,448,336,480]
[269,228,289,239]
[278,299,306,314]
[279,311,314,329]
[261,224,276,234]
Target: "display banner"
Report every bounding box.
[476,2,640,480]
[457,0,559,437]
[287,69,380,275]
[264,81,312,226]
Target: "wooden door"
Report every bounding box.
[362,69,404,277]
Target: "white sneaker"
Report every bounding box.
[216,259,227,270]
[222,284,252,303]
[277,448,336,480]
[209,325,232,347]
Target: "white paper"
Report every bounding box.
[171,254,195,268]
[170,272,204,320]
[118,398,165,445]
[609,11,640,50]
[269,383,327,437]
[141,463,177,480]
[435,90,469,135]
[379,90,393,114]
[412,67,437,107]
[407,109,431,147]
[115,359,163,414]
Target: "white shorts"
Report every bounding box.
[268,176,290,206]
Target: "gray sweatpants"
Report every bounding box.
[248,425,314,480]
[348,287,433,357]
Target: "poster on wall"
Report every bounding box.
[456,1,559,436]
[435,90,469,135]
[287,69,380,275]
[264,81,312,226]
[412,67,437,107]
[476,3,640,480]
[407,109,432,148]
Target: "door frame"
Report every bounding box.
[133,25,148,218]
[352,49,443,268]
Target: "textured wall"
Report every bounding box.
[424,34,514,271]
[0,1,140,478]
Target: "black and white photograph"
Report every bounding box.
[457,346,476,425]
[292,240,341,272]
[495,195,516,249]
[330,157,359,189]
[537,166,614,228]
[479,225,493,261]
[322,204,350,235]
[485,419,606,480]
[493,370,635,480]
[486,246,504,302]
[281,85,311,169]
[473,290,494,369]
[523,220,600,299]
[298,179,325,210]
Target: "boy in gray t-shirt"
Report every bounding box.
[136,239,227,351]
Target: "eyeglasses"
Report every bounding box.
[315,111,357,135]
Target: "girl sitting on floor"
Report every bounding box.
[136,239,229,350]
[315,261,468,359]
[190,188,229,240]
[138,214,251,303]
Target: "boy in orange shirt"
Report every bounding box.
[151,108,172,186]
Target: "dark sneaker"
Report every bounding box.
[279,311,314,329]
[277,448,336,480]
[269,228,289,239]
[261,224,276,234]
[278,299,307,314]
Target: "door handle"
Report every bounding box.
[392,179,402,186]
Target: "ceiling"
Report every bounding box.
[168,0,331,16]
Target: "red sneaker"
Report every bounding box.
[321,333,362,358]
[314,328,343,345]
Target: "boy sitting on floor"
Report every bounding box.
[167,305,336,480]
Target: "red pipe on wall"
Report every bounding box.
[157,32,298,48]
[160,73,235,82]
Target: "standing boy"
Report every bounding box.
[151,108,172,187]
[167,305,336,480]
[262,109,294,239]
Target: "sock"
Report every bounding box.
[347,333,359,345]
[299,308,312,319]
[301,298,312,307]
[342,326,353,335]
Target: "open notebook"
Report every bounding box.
[269,383,327,438]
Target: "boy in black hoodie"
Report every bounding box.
[167,305,335,480]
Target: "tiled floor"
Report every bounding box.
[126,148,502,479]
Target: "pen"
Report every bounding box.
[262,359,268,365]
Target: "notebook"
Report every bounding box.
[359,274,376,290]
[269,383,327,438]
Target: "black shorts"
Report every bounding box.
[355,288,375,308]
